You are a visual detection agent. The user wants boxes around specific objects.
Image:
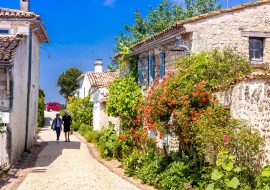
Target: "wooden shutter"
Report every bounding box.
[138,58,143,84]
[159,51,165,78]
[144,56,149,84]
[150,54,155,84]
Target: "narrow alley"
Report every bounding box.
[4,111,139,190]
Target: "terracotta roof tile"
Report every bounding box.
[0,8,40,20]
[132,0,270,51]
[0,34,23,63]
[87,72,120,87]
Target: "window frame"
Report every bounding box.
[249,37,264,62]
[0,29,10,35]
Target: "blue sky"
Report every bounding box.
[0,0,255,103]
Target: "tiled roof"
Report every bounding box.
[132,0,270,50]
[87,72,120,87]
[0,8,40,20]
[0,34,23,63]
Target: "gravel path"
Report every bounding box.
[16,112,140,190]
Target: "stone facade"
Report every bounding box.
[134,2,270,86]
[130,1,270,153]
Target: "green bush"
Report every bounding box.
[72,120,82,131]
[37,89,45,128]
[68,95,93,125]
[85,130,100,143]
[78,123,93,136]
[256,165,270,190]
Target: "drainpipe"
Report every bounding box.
[24,28,33,151]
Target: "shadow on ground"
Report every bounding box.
[0,133,81,189]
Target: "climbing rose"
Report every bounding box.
[133,120,138,125]
[135,136,139,141]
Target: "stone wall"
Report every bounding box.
[184,3,270,66]
[217,78,270,162]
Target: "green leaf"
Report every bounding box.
[225,177,240,189]
[206,183,215,190]
[211,169,223,181]
[261,167,270,177]
[233,167,241,173]
[222,162,233,172]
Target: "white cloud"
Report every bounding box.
[103,0,115,7]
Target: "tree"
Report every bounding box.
[57,67,82,100]
[114,0,220,54]
[111,0,220,70]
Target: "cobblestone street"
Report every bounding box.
[8,112,139,190]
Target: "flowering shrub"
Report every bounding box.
[106,74,143,130]
[141,71,214,156]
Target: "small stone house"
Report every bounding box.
[127,0,270,156]
[88,68,120,131]
[0,1,49,166]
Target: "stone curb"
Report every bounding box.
[74,132,157,190]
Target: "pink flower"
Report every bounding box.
[224,141,229,146]
[223,135,229,141]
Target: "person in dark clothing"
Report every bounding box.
[51,113,62,143]
[62,111,72,142]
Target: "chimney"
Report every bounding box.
[94,59,103,73]
[20,0,30,12]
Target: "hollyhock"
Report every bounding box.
[223,135,229,141]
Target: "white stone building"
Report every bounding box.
[75,59,120,131]
[0,1,49,166]
[126,1,270,153]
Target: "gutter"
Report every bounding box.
[24,27,32,151]
[128,34,178,57]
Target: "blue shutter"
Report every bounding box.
[162,135,169,147]
[150,54,155,84]
[159,51,165,78]
[150,129,156,138]
[138,58,143,84]
[145,56,149,84]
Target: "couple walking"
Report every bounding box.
[51,112,72,143]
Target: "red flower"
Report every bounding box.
[201,80,207,85]
[135,136,139,141]
[133,120,138,125]
[189,110,194,115]
[201,97,207,103]
[196,85,202,91]
[172,99,176,105]
[143,127,148,131]
[204,92,209,97]
[130,128,135,133]
[159,132,163,139]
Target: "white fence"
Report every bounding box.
[0,126,9,170]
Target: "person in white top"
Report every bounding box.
[51,113,63,143]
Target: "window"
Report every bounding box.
[0,29,9,35]
[249,38,263,61]
[149,54,155,83]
